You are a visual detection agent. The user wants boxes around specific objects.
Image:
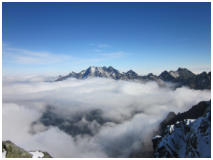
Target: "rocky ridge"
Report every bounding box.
[152,100,211,158]
[55,66,211,90]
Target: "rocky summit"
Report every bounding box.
[2,141,52,158]
[152,100,211,158]
[55,66,211,90]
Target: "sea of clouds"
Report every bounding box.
[2,75,211,157]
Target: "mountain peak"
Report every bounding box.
[177,67,190,72]
[87,66,96,71]
[127,69,136,73]
[107,66,117,71]
[124,69,138,79]
[147,73,155,77]
[176,67,195,78]
[126,70,138,75]
[159,70,172,77]
[108,66,114,69]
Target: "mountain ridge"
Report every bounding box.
[152,100,211,158]
[55,66,211,90]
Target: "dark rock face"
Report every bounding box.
[159,101,210,136]
[177,67,195,79]
[152,100,211,158]
[159,71,176,82]
[55,66,211,90]
[194,72,211,89]
[124,70,138,79]
[39,151,52,158]
[158,112,177,135]
[159,68,211,89]
[2,141,52,158]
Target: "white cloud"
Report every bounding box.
[3,47,71,65]
[3,46,124,68]
[2,76,211,157]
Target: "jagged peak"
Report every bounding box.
[87,66,115,70]
[107,66,117,71]
[176,68,195,78]
[108,66,114,69]
[160,67,194,77]
[176,67,193,73]
[126,70,138,75]
[198,71,210,76]
[71,71,77,74]
[147,73,155,77]
[159,70,169,76]
[85,66,99,73]
[87,66,96,69]
[127,69,136,73]
[177,67,187,71]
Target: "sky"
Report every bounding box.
[2,2,211,75]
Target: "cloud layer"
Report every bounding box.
[2,76,211,157]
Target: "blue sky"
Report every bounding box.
[2,2,211,75]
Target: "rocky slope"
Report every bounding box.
[55,66,210,90]
[152,100,211,158]
[2,141,52,158]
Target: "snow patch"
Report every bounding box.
[97,67,104,74]
[152,135,162,140]
[90,67,96,74]
[29,151,44,158]
[169,124,174,134]
[2,149,7,158]
[185,119,195,125]
[169,71,179,78]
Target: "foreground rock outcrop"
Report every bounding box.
[153,100,211,158]
[2,141,52,158]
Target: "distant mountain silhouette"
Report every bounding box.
[55,66,211,90]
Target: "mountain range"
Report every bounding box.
[55,66,211,90]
